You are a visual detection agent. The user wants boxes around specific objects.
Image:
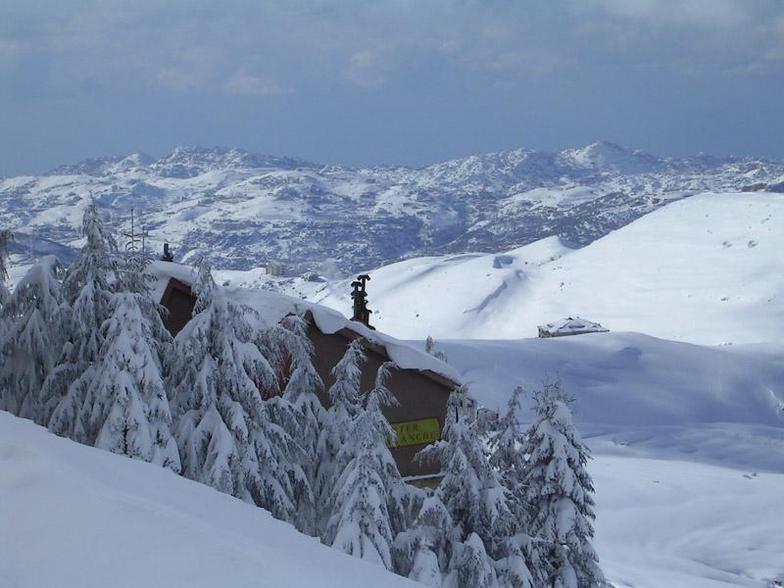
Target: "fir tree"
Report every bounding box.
[0,229,11,307]
[425,335,449,363]
[169,259,303,521]
[417,386,512,587]
[524,380,605,588]
[315,338,365,528]
[489,387,528,522]
[0,256,69,422]
[47,204,118,439]
[323,362,404,569]
[88,287,180,471]
[489,386,538,588]
[451,532,500,588]
[394,495,455,586]
[259,313,325,535]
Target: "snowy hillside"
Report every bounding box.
[310,192,784,345]
[2,144,783,274]
[3,387,783,588]
[0,411,417,588]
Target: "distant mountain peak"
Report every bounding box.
[560,141,664,174]
[13,142,782,275]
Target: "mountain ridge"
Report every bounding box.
[2,142,783,274]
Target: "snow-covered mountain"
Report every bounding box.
[2,143,783,274]
[306,192,784,345]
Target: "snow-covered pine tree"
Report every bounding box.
[79,247,180,471]
[417,386,513,588]
[0,229,11,308]
[323,361,406,569]
[524,379,605,588]
[451,532,500,588]
[0,256,69,422]
[0,229,12,356]
[425,335,448,363]
[85,290,179,470]
[315,338,365,529]
[489,387,538,588]
[259,313,324,535]
[169,259,303,522]
[46,204,118,438]
[394,494,455,586]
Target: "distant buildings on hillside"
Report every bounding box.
[538,316,609,338]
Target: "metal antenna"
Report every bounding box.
[121,208,142,253]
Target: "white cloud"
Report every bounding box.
[590,0,748,27]
[345,50,382,87]
[765,17,784,61]
[0,39,21,57]
[224,72,287,96]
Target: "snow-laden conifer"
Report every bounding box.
[524,379,605,588]
[489,386,528,522]
[77,247,180,470]
[425,335,449,363]
[315,338,365,526]
[47,204,118,439]
[169,259,303,521]
[417,386,511,587]
[0,230,12,356]
[0,256,68,422]
[87,290,180,471]
[323,361,404,569]
[451,532,500,588]
[259,313,324,534]
[0,229,11,307]
[394,495,455,586]
[489,386,538,588]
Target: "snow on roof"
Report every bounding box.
[539,316,609,335]
[149,261,461,385]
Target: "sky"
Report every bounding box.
[1,0,783,176]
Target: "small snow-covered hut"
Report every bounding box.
[537,316,609,338]
[153,262,459,484]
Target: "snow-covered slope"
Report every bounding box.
[591,455,784,588]
[311,192,784,345]
[2,144,783,274]
[432,333,784,470]
[3,394,783,588]
[438,331,784,587]
[0,411,417,588]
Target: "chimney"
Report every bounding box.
[350,274,375,330]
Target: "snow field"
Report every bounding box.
[312,192,784,345]
[0,412,418,588]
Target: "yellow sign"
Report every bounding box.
[390,418,441,448]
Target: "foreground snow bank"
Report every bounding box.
[3,410,783,588]
[0,411,416,588]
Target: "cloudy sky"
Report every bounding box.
[1,0,783,175]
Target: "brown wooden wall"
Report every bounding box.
[159,278,452,480]
[307,324,452,479]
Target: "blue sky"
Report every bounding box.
[1,0,783,175]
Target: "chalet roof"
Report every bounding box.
[538,316,609,335]
[150,261,461,386]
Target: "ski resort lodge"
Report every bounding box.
[154,263,459,483]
